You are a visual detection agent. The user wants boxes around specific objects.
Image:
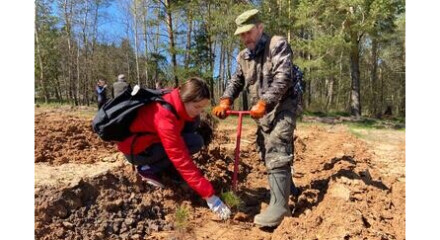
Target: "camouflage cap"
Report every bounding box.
[234,9,261,35]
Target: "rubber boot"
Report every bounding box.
[291,178,300,197]
[254,168,292,227]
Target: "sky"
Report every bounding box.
[49,0,239,79]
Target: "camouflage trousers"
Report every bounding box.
[256,110,296,171]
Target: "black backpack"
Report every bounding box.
[292,64,305,99]
[265,36,306,106]
[292,65,306,114]
[92,86,178,142]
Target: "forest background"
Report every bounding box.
[35,0,405,119]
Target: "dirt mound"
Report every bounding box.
[35,108,405,239]
[34,137,243,240]
[35,165,177,240]
[272,125,405,240]
[35,111,117,165]
[34,108,230,239]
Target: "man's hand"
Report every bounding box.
[205,195,231,220]
[250,100,266,119]
[212,98,232,119]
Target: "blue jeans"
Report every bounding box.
[125,132,204,171]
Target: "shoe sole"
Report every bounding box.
[253,213,291,227]
[253,219,280,227]
[140,177,165,188]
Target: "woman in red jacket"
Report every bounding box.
[117,77,231,220]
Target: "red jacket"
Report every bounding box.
[117,89,215,198]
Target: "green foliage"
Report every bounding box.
[35,0,63,101]
[175,205,190,231]
[346,118,405,130]
[34,0,405,118]
[220,191,243,211]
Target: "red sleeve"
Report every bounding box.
[154,110,215,198]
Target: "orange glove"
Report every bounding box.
[212,98,232,119]
[250,100,267,119]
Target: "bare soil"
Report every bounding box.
[34,107,405,240]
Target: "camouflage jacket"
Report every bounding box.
[222,33,297,127]
[113,81,130,98]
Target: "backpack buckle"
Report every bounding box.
[131,85,140,96]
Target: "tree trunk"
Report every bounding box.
[370,38,378,116]
[400,35,405,117]
[55,77,62,101]
[35,23,49,103]
[349,33,361,119]
[208,39,215,105]
[151,9,160,86]
[164,0,178,87]
[205,2,215,105]
[76,38,81,106]
[337,51,343,111]
[142,0,150,87]
[326,76,334,110]
[185,10,192,69]
[80,0,89,105]
[287,0,291,42]
[218,43,225,99]
[88,0,100,105]
[133,0,141,86]
[226,43,231,91]
[62,0,77,105]
[307,51,312,108]
[63,0,71,103]
[379,66,384,116]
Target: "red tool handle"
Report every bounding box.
[226,110,250,192]
[226,110,251,115]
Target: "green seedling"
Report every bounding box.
[220,191,244,211]
[175,205,190,232]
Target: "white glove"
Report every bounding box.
[206,195,231,220]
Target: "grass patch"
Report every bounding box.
[221,114,256,127]
[348,127,368,139]
[35,102,71,108]
[303,110,350,117]
[345,118,405,130]
[35,98,72,105]
[345,119,378,129]
[220,191,244,211]
[297,121,327,128]
[301,110,405,130]
[35,103,97,118]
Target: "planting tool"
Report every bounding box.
[226,110,251,192]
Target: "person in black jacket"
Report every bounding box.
[96,79,107,109]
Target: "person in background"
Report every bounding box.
[113,74,131,97]
[96,79,107,109]
[155,80,166,90]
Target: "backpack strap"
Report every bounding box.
[263,35,285,61]
[129,99,179,162]
[158,100,180,120]
[265,35,304,99]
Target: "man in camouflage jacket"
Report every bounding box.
[212,9,299,227]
